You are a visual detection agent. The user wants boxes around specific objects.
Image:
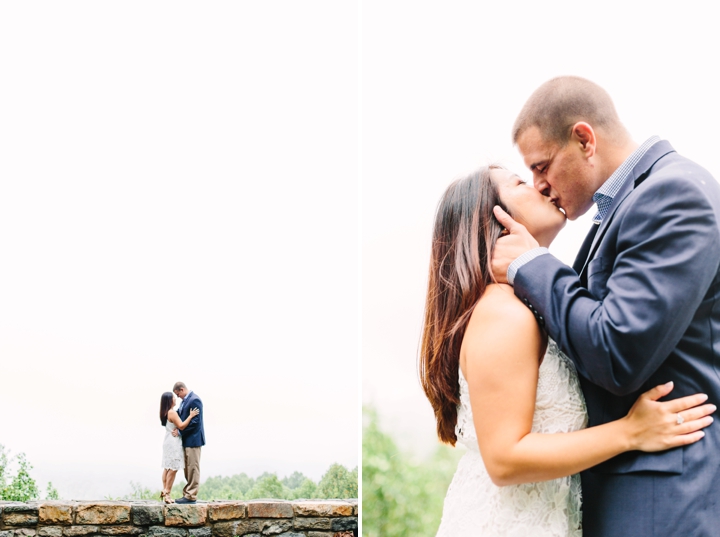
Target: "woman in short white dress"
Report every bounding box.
[159,392,199,504]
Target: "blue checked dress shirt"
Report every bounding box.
[590,136,660,224]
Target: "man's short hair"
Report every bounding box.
[512,76,627,146]
[173,381,187,393]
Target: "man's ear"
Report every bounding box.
[571,122,596,158]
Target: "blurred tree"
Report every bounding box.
[45,482,60,500]
[125,481,157,500]
[292,477,318,499]
[281,471,308,490]
[199,473,254,500]
[317,463,358,499]
[362,406,461,537]
[230,473,255,495]
[245,473,288,499]
[0,446,60,501]
[0,446,7,487]
[39,460,356,502]
[0,448,40,502]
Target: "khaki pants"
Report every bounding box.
[182,447,201,500]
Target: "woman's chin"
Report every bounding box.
[552,215,568,234]
[535,225,566,248]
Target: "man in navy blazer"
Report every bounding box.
[491,76,720,536]
[172,381,205,503]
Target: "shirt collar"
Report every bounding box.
[592,136,661,224]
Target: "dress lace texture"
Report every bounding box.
[162,420,184,471]
[436,340,588,537]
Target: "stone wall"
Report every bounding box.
[0,500,357,537]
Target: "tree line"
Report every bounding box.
[120,464,357,501]
[0,444,356,501]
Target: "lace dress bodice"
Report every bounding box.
[437,339,588,536]
[162,419,184,471]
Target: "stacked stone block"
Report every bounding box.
[0,501,357,537]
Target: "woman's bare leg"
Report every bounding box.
[165,469,178,496]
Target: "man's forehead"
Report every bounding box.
[517,127,555,165]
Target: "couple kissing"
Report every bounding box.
[422,76,720,537]
[159,382,206,504]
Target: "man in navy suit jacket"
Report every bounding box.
[491,76,720,536]
[173,381,205,503]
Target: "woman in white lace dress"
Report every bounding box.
[159,392,199,504]
[419,167,716,536]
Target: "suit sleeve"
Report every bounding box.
[515,174,720,395]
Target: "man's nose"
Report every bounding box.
[533,175,550,196]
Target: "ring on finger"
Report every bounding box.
[676,413,685,425]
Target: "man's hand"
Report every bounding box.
[172,429,180,437]
[491,206,540,283]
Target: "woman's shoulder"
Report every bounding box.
[471,284,536,323]
[463,284,541,356]
[460,284,545,377]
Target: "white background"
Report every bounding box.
[0,2,359,499]
[362,1,720,457]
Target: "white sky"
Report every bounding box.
[0,2,358,499]
[362,1,720,457]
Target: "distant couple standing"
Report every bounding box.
[159,382,206,504]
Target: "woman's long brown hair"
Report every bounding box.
[419,166,506,445]
[160,392,174,426]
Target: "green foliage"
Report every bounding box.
[292,478,318,499]
[0,442,356,503]
[245,474,287,500]
[105,481,154,501]
[0,447,7,487]
[281,471,307,490]
[0,447,40,502]
[122,463,356,502]
[0,442,356,504]
[127,481,159,500]
[46,482,60,500]
[196,473,254,500]
[0,445,60,501]
[362,406,462,537]
[317,463,358,499]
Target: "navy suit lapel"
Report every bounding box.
[184,393,195,418]
[577,141,676,279]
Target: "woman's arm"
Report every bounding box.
[462,284,715,487]
[167,408,200,431]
